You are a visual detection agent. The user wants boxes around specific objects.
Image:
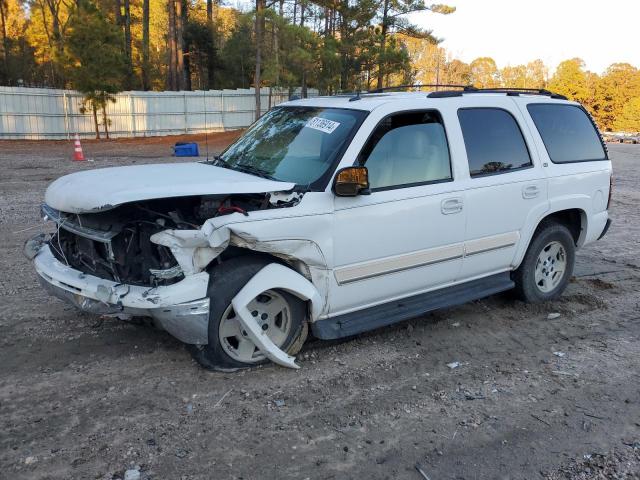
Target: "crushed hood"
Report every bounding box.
[44,162,295,213]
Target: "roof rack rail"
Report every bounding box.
[428,87,567,100]
[330,90,364,102]
[368,84,471,94]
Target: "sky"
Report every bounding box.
[409,0,640,74]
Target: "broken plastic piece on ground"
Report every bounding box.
[124,468,140,480]
[547,312,561,319]
[415,462,432,480]
[553,351,566,357]
[447,361,460,369]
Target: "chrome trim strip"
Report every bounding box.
[463,244,514,257]
[334,243,465,285]
[333,231,520,285]
[464,231,520,257]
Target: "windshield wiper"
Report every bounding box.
[208,155,276,181]
[233,163,277,180]
[210,155,229,167]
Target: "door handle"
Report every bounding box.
[522,185,540,199]
[441,197,463,214]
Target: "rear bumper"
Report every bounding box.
[28,237,211,345]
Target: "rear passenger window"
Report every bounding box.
[527,104,606,163]
[359,111,452,190]
[458,108,532,177]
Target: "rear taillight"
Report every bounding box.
[607,174,613,209]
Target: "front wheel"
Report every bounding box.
[513,222,576,303]
[190,256,308,371]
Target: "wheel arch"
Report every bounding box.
[513,207,587,269]
[209,250,325,321]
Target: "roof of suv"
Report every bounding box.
[280,90,572,112]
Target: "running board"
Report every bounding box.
[311,272,514,340]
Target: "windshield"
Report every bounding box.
[217,106,367,187]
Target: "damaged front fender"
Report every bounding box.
[150,227,221,275]
[231,263,323,369]
[150,214,330,319]
[149,216,238,275]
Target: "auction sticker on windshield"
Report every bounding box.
[305,117,341,134]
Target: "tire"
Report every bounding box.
[512,221,576,303]
[189,256,308,371]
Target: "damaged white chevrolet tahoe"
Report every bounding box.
[25,87,613,370]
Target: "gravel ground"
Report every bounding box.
[0,137,638,480]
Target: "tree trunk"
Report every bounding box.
[376,0,390,90]
[254,0,265,120]
[115,0,122,26]
[142,0,150,90]
[102,104,110,139]
[45,0,64,87]
[168,0,177,90]
[175,0,186,90]
[273,0,283,88]
[323,6,329,34]
[49,1,61,45]
[92,101,100,140]
[181,0,190,90]
[298,1,306,95]
[206,0,215,89]
[123,0,133,89]
[0,0,9,82]
[339,8,347,91]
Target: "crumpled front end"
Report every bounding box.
[26,235,211,344]
[27,187,325,365]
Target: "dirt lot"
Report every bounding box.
[0,137,639,480]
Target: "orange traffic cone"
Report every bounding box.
[73,134,85,161]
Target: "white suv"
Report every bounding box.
[25,87,613,370]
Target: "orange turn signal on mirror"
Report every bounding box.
[336,166,368,187]
[333,166,370,197]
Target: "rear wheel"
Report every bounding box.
[190,256,308,371]
[513,222,575,303]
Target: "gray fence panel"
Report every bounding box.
[0,86,316,140]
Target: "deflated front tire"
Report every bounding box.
[190,256,308,371]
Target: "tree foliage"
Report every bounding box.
[2,0,639,132]
[64,0,126,138]
[614,97,640,132]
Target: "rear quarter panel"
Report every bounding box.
[512,97,612,266]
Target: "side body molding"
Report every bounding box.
[231,263,323,369]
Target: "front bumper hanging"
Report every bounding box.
[26,235,211,345]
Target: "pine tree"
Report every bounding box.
[375,1,455,89]
[65,0,126,138]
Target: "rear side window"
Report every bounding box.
[527,104,606,163]
[458,108,532,177]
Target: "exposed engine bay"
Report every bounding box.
[45,192,302,287]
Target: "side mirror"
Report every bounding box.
[334,166,370,197]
